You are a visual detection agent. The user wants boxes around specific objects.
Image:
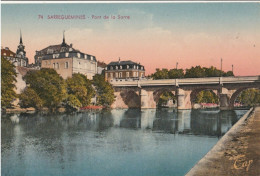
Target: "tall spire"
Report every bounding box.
[62,30,65,44]
[20,29,23,44]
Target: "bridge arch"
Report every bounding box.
[190,88,219,108]
[153,88,176,107]
[120,89,141,108]
[229,87,260,108]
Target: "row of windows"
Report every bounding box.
[109,65,144,70]
[52,62,69,69]
[48,51,95,61]
[2,53,14,57]
[109,72,144,78]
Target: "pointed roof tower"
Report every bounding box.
[20,29,23,44]
[61,30,66,46]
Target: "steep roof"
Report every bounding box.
[108,60,142,66]
[1,47,16,57]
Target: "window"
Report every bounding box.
[56,63,59,69]
[134,65,136,69]
[127,65,129,69]
[110,66,113,70]
[136,72,139,77]
[65,62,69,69]
[53,63,55,68]
[47,49,53,54]
[116,66,118,70]
[120,65,122,69]
[133,72,136,77]
[110,73,113,78]
[119,72,122,78]
[126,72,129,78]
[115,72,118,78]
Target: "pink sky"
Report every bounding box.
[2,4,260,76]
[3,29,259,76]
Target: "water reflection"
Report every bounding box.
[2,109,246,137]
[1,109,248,176]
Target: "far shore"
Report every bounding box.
[2,105,251,114]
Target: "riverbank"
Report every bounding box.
[3,105,106,114]
[186,106,260,176]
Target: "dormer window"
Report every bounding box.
[110,66,113,70]
[77,53,81,58]
[47,49,53,54]
[127,65,129,69]
[91,56,93,61]
[120,65,122,69]
[65,52,69,57]
[137,66,139,69]
[116,66,118,70]
[134,65,136,69]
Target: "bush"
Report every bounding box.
[19,88,43,110]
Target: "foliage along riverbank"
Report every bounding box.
[1,57,115,112]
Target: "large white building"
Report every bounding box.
[35,33,97,79]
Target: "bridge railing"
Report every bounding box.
[110,76,260,87]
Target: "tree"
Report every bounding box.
[185,66,206,78]
[223,71,234,77]
[65,94,82,110]
[93,74,115,106]
[23,68,67,110]
[19,88,43,110]
[1,57,17,108]
[66,73,95,107]
[151,68,169,79]
[237,88,260,106]
[168,69,184,79]
[204,66,222,77]
[158,92,176,107]
[195,90,219,104]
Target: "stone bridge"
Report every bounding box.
[110,76,260,110]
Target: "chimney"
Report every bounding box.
[119,57,121,63]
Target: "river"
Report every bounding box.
[1,109,248,176]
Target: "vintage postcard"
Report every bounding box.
[1,1,260,176]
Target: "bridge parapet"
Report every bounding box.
[111,76,260,87]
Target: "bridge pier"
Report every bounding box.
[140,89,156,109]
[219,93,231,110]
[177,88,192,110]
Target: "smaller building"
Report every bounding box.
[105,59,145,81]
[1,47,16,62]
[1,31,29,67]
